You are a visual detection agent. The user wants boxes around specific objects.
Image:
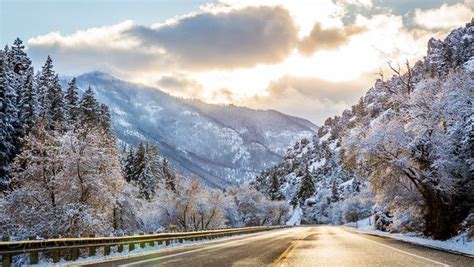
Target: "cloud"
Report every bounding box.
[27,21,176,76]
[298,23,366,56]
[414,3,473,30]
[126,6,298,69]
[156,74,203,98]
[243,74,374,123]
[339,0,372,8]
[28,6,299,73]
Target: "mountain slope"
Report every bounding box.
[255,20,473,235]
[68,72,317,187]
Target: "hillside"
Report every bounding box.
[255,20,473,240]
[68,73,317,187]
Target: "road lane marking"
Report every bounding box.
[119,228,304,267]
[351,232,450,267]
[272,242,296,267]
[272,232,313,267]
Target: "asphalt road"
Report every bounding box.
[78,226,474,267]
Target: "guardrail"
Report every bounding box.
[0,225,289,266]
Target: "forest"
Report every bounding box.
[0,39,289,239]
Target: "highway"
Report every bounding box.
[79,226,474,267]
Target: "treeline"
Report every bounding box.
[0,39,124,237]
[0,38,290,240]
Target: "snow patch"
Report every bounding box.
[346,216,474,256]
[464,57,474,71]
[309,158,326,171]
[286,206,302,226]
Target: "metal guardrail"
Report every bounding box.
[0,225,289,266]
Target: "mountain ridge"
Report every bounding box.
[64,71,317,188]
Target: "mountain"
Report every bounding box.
[254,20,473,239]
[67,72,317,187]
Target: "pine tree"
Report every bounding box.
[64,77,80,125]
[45,74,64,130]
[18,67,37,131]
[0,49,16,190]
[8,39,32,146]
[8,38,31,76]
[37,56,55,117]
[79,86,99,126]
[297,165,315,202]
[269,172,282,200]
[98,103,112,133]
[162,159,175,192]
[331,180,339,202]
[123,146,136,182]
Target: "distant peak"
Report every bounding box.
[79,70,117,80]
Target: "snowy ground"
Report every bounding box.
[286,206,302,226]
[346,216,474,256]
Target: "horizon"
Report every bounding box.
[2,0,472,123]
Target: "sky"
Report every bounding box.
[1,0,473,123]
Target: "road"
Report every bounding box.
[78,226,474,267]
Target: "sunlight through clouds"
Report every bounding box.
[22,0,472,123]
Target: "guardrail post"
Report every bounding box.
[157,240,162,246]
[165,239,170,246]
[178,238,183,243]
[89,234,96,256]
[29,236,39,264]
[2,254,12,267]
[104,245,111,256]
[148,232,154,246]
[71,247,79,260]
[128,232,135,252]
[139,232,146,248]
[2,235,11,267]
[52,250,60,263]
[118,243,124,253]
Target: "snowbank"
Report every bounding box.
[286,206,302,226]
[346,216,474,256]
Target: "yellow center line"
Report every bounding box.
[272,232,312,267]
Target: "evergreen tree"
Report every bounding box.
[7,39,32,146]
[79,86,99,126]
[0,49,16,190]
[18,67,37,131]
[123,146,136,183]
[331,180,339,202]
[139,143,162,199]
[64,77,80,125]
[37,56,55,117]
[297,165,315,202]
[98,103,112,133]
[162,159,176,192]
[46,74,64,130]
[8,38,31,76]
[269,172,282,200]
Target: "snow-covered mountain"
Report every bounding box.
[255,20,473,235]
[67,72,317,187]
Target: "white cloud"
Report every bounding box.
[414,3,473,30]
[127,6,298,70]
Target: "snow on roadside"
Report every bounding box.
[346,216,474,256]
[287,206,302,226]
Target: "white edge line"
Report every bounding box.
[351,232,450,267]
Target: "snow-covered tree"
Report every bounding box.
[0,48,16,190]
[64,77,80,125]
